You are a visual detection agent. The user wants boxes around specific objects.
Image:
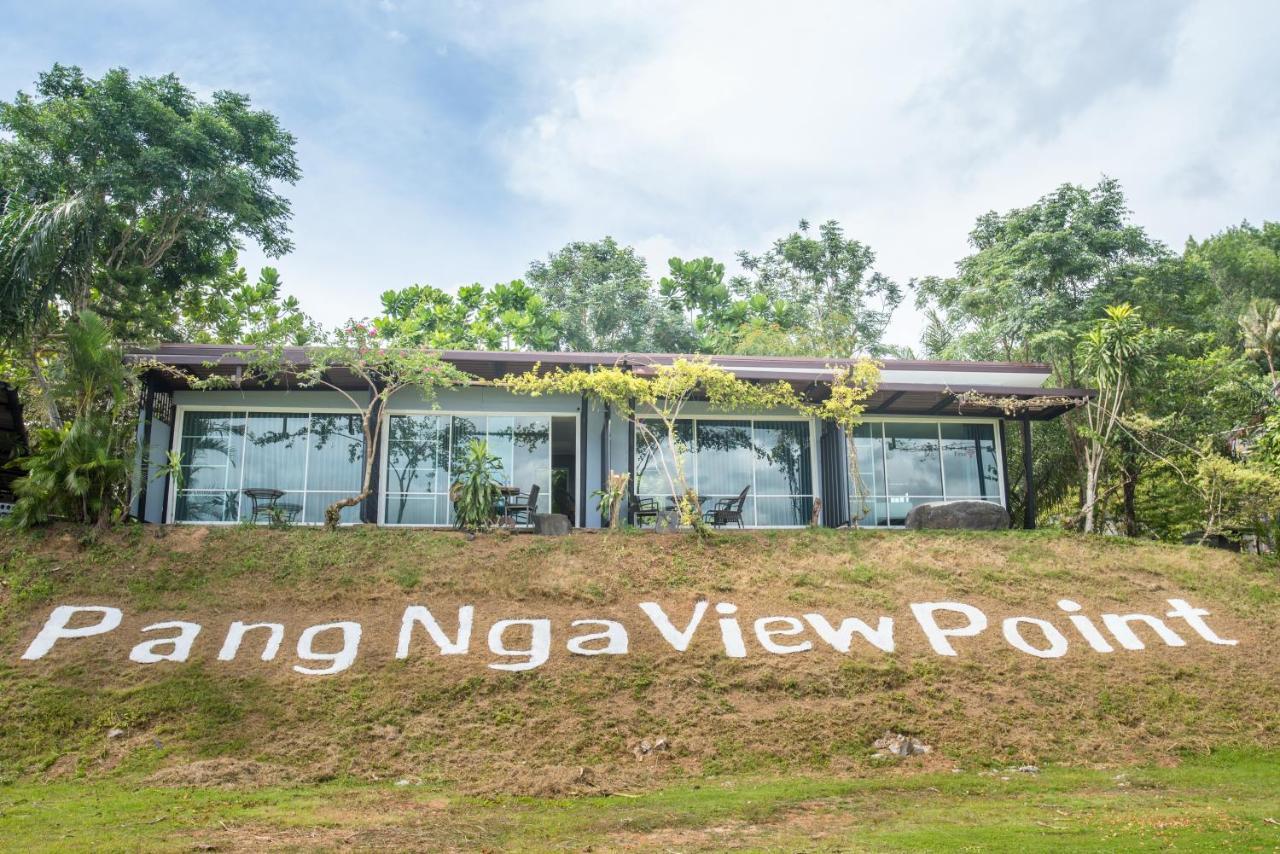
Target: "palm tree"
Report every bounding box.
[1240,298,1280,387]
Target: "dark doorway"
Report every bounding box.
[551,417,577,523]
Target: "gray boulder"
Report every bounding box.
[532,513,571,536]
[904,500,1009,531]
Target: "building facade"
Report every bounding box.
[130,346,1088,530]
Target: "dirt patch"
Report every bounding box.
[145,758,296,788]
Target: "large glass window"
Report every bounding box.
[849,421,1002,527]
[634,418,814,526]
[383,414,551,525]
[173,410,366,524]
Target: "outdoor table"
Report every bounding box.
[243,488,299,524]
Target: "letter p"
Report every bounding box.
[22,605,123,660]
[910,602,988,656]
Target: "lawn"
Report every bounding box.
[2,751,1278,851]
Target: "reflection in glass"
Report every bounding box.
[847,421,1004,527]
[941,423,999,498]
[635,419,694,498]
[633,417,814,526]
[383,413,551,524]
[174,410,366,524]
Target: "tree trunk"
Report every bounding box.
[29,347,63,428]
[1121,460,1139,537]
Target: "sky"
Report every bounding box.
[3,0,1279,349]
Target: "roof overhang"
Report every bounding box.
[128,344,1089,421]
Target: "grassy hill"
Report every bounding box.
[2,524,1277,804]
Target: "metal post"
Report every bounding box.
[1021,416,1036,529]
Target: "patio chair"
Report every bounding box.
[504,484,540,527]
[704,485,750,529]
[628,492,660,528]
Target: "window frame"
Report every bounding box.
[378,408,577,527]
[632,414,820,529]
[847,415,1007,528]
[167,404,368,526]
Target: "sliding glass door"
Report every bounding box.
[173,410,365,524]
[849,420,1002,526]
[383,414,551,525]
[634,417,814,527]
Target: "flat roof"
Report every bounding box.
[130,344,1089,420]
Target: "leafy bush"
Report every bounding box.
[450,440,502,532]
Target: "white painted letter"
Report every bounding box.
[911,602,988,656]
[1165,599,1237,646]
[638,601,708,652]
[715,603,747,658]
[130,621,202,664]
[1057,599,1114,653]
[754,617,812,655]
[22,605,123,660]
[218,622,284,661]
[488,619,551,672]
[1101,612,1185,650]
[1002,617,1068,659]
[396,605,474,658]
[567,620,629,656]
[294,622,362,675]
[803,613,895,653]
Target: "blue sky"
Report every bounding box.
[3,0,1279,348]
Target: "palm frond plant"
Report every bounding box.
[450,439,503,533]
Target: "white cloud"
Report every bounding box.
[447,0,1280,348]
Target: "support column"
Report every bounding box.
[134,374,155,522]
[578,394,588,527]
[1021,416,1036,530]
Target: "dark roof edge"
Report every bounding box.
[127,343,1054,374]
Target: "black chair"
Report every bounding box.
[704,485,750,529]
[504,484,540,526]
[629,492,660,528]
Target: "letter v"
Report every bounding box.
[639,601,708,652]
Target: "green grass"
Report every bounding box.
[1,751,1277,852]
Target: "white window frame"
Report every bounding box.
[167,404,367,526]
[847,415,1007,528]
[378,408,579,527]
[632,414,820,529]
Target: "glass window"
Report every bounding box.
[635,419,694,498]
[173,410,367,525]
[847,421,1004,527]
[696,421,754,498]
[882,422,944,498]
[383,413,552,525]
[633,417,814,527]
[941,423,1000,499]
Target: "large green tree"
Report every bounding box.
[735,219,901,357]
[373,280,561,350]
[525,237,658,351]
[0,64,299,423]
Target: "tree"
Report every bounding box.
[6,310,138,529]
[526,237,657,351]
[1077,304,1153,533]
[0,64,299,424]
[1186,221,1280,344]
[175,259,316,346]
[1239,298,1280,386]
[374,280,561,350]
[737,219,902,357]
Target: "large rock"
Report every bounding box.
[904,500,1009,531]
[532,513,571,536]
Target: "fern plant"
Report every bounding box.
[450,439,502,532]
